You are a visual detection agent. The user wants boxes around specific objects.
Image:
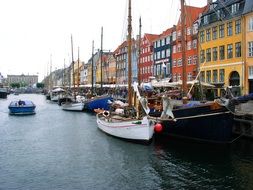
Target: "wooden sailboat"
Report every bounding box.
[96,0,154,142]
[149,0,235,143]
[62,35,84,111]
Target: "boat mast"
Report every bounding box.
[71,35,76,100]
[77,46,80,91]
[181,0,187,98]
[91,40,94,96]
[138,16,142,86]
[127,0,132,106]
[50,54,52,90]
[100,26,103,90]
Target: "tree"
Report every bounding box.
[36,83,44,88]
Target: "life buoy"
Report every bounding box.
[103,111,110,117]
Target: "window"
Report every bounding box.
[187,27,191,35]
[219,24,224,38]
[212,47,217,61]
[173,45,177,53]
[163,39,166,46]
[187,41,192,50]
[213,70,218,83]
[206,48,211,62]
[227,44,233,59]
[206,70,211,83]
[178,73,181,81]
[157,40,160,47]
[231,3,239,14]
[193,55,197,65]
[172,31,177,41]
[219,45,225,60]
[193,23,198,34]
[206,29,211,41]
[173,73,177,82]
[249,66,253,79]
[177,44,182,52]
[200,71,205,82]
[173,59,177,67]
[166,36,170,44]
[235,19,241,34]
[200,50,205,63]
[188,56,192,65]
[249,42,253,57]
[235,42,241,57]
[203,15,208,24]
[157,51,160,59]
[227,22,233,36]
[166,49,170,57]
[219,69,225,82]
[187,72,192,81]
[161,50,165,58]
[212,26,217,40]
[193,39,197,49]
[177,59,182,67]
[200,31,205,43]
[249,17,253,31]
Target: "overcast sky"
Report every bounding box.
[0,0,207,82]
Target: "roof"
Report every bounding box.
[177,5,207,27]
[144,33,159,44]
[243,0,253,15]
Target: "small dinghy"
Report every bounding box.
[8,100,36,115]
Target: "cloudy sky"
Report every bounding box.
[0,0,207,82]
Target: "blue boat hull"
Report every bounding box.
[9,106,36,115]
[83,96,113,112]
[8,100,36,115]
[150,105,234,143]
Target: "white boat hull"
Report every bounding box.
[62,102,84,111]
[96,114,154,141]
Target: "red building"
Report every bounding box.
[139,33,159,82]
[171,5,206,82]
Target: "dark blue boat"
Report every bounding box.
[150,100,235,143]
[83,95,113,112]
[8,100,36,115]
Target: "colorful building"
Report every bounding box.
[140,33,159,82]
[153,30,171,80]
[172,5,206,83]
[243,0,253,94]
[199,0,245,96]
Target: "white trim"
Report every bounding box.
[201,61,244,69]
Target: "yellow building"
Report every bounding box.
[198,0,245,97]
[244,2,253,94]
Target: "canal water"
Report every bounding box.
[0,94,252,190]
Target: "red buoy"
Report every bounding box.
[154,123,163,133]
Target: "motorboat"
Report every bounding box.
[8,100,36,115]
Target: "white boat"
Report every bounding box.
[61,37,85,112]
[96,0,154,142]
[97,114,154,141]
[62,101,84,111]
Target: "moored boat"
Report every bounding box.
[97,112,154,142]
[83,95,113,112]
[149,97,235,143]
[95,0,154,143]
[0,88,8,99]
[8,100,36,115]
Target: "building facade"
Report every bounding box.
[7,74,38,87]
[199,0,245,96]
[153,29,172,80]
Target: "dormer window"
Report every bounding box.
[203,15,208,24]
[231,3,239,14]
